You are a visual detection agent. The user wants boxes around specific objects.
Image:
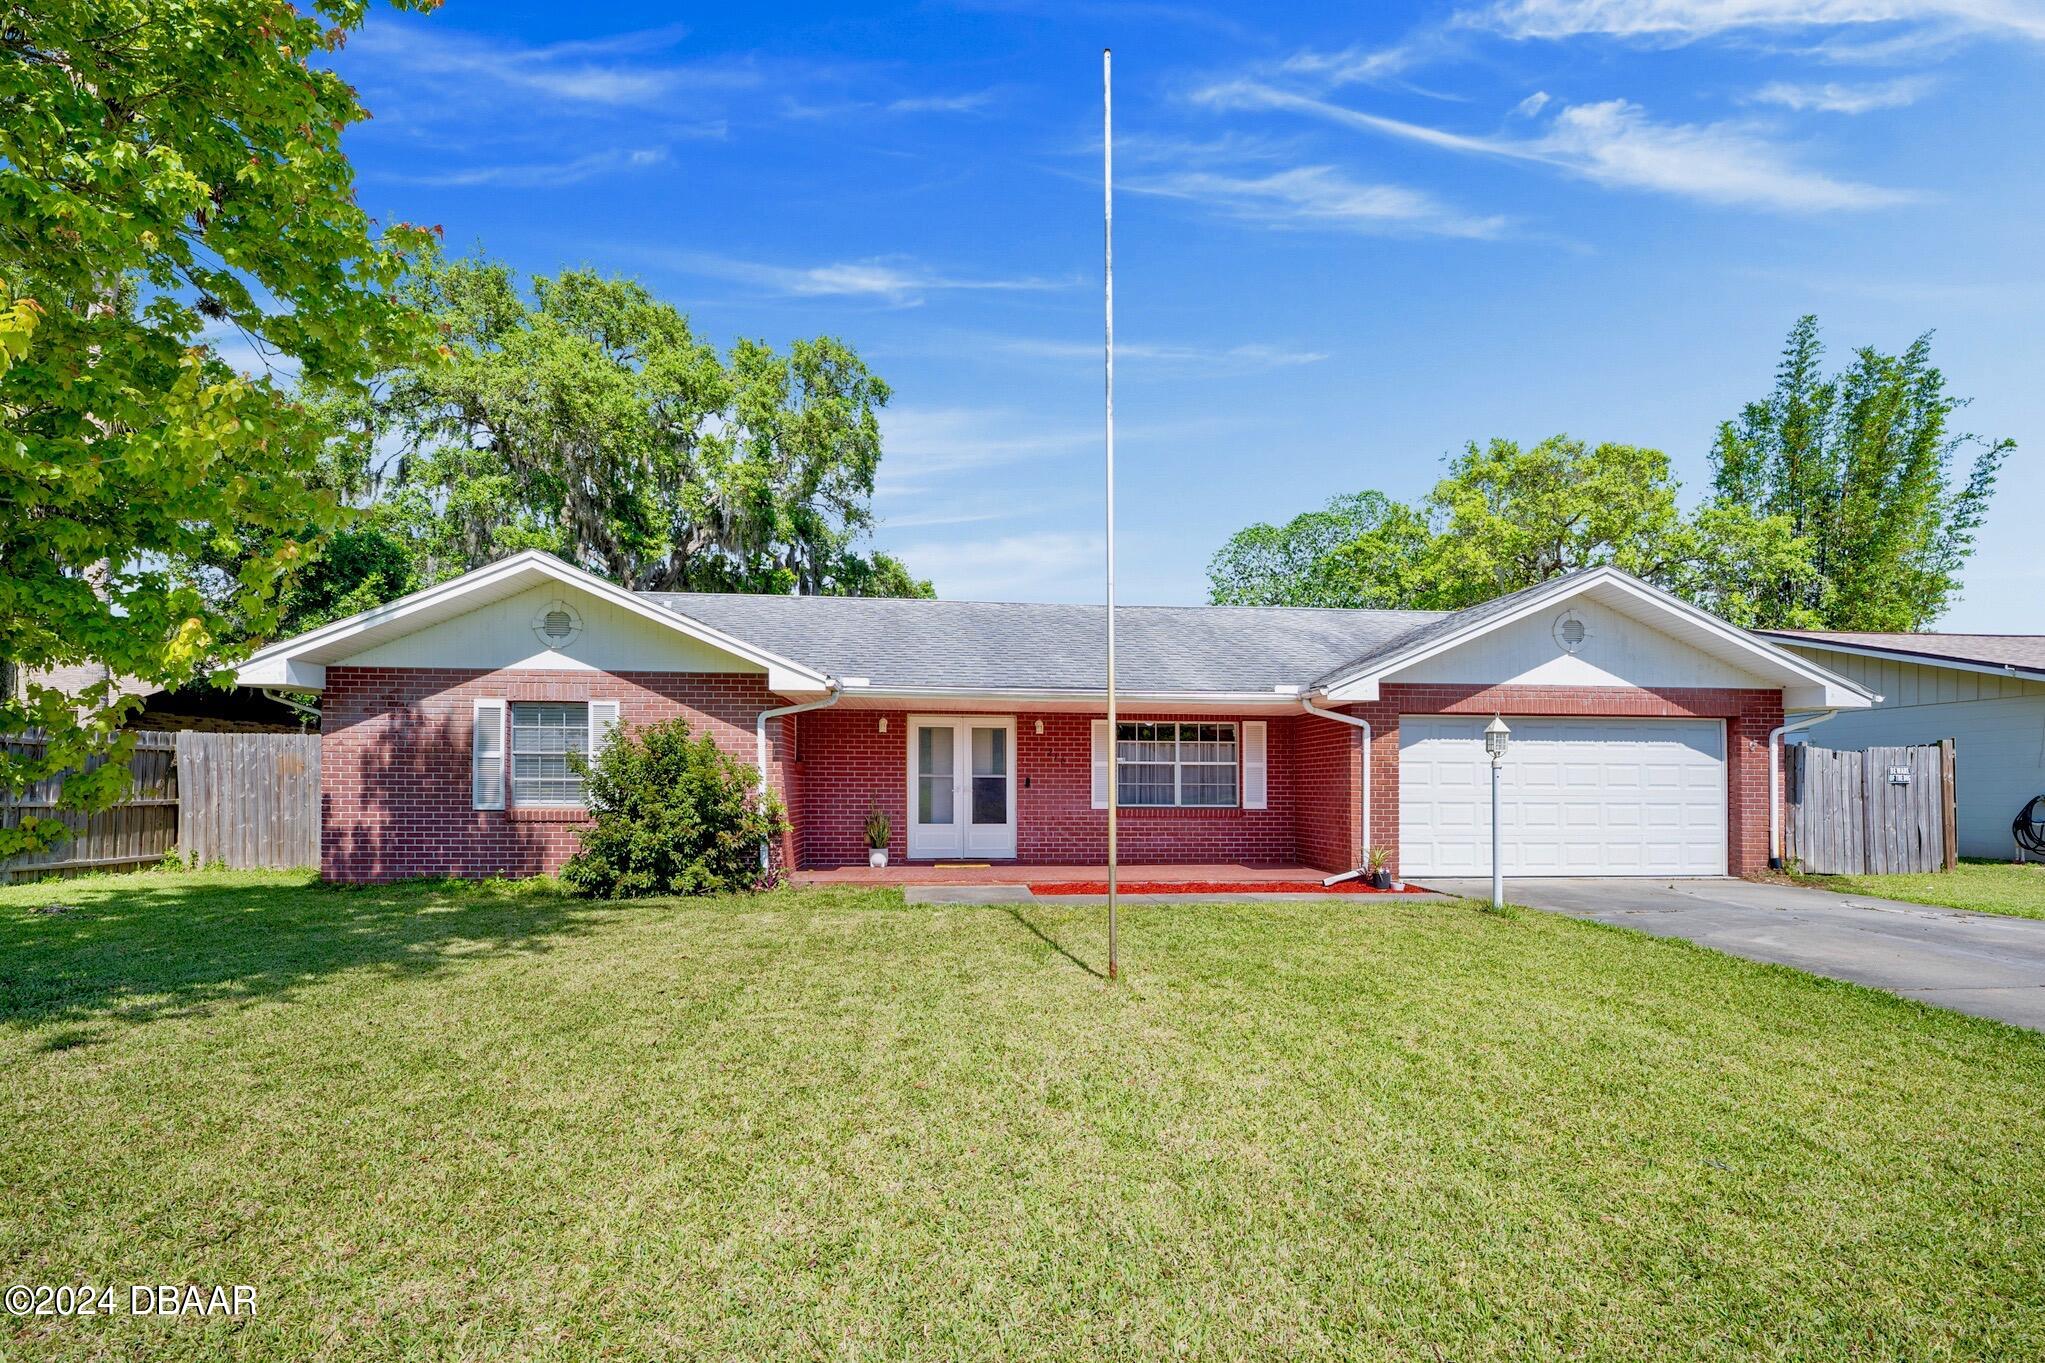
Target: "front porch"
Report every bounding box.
[795,861,1338,887]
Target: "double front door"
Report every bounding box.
[907,716,1016,859]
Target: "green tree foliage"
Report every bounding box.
[321,254,930,600]
[0,0,439,855]
[1209,437,1812,625]
[1208,491,1431,608]
[561,716,789,899]
[1709,316,2011,631]
[276,521,420,633]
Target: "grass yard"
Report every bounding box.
[1789,857,2045,920]
[3,872,2042,1361]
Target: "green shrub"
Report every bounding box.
[561,717,787,899]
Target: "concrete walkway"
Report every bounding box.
[1426,877,2045,1031]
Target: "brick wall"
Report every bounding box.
[320,667,789,882]
[325,672,1786,880]
[792,709,1320,868]
[1335,684,1785,878]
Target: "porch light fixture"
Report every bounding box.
[1034,719,1044,735]
[877,717,888,733]
[1484,715,1510,909]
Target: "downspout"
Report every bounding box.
[261,687,321,726]
[756,680,842,871]
[1770,709,1840,869]
[1302,698,1372,888]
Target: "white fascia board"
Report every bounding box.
[233,550,831,693]
[235,656,326,689]
[841,686,1306,709]
[1766,635,2044,685]
[1319,567,1877,708]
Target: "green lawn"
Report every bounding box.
[1790,857,2045,920]
[3,872,2041,1361]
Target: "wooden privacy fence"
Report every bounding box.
[175,732,320,871]
[0,731,179,881]
[0,730,318,882]
[1785,740,1958,876]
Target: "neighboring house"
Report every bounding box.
[3,661,306,734]
[1759,631,2045,860]
[235,551,1872,884]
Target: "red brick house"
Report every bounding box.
[235,551,1873,883]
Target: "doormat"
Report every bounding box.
[933,862,992,869]
[1027,880,1435,896]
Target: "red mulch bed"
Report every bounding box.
[1026,879,1433,895]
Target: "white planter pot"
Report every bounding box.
[868,849,889,868]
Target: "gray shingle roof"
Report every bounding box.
[1761,630,2045,678]
[646,593,1449,694]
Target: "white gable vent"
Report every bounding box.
[1553,609,1588,655]
[532,599,584,650]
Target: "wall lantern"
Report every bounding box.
[877,717,888,733]
[1483,715,1511,909]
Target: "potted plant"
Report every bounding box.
[1365,846,1393,890]
[865,806,891,868]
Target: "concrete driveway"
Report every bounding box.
[1425,877,2045,1031]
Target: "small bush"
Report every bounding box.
[561,717,787,899]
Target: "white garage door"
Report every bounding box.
[1399,716,1726,877]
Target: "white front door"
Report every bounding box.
[1399,716,1727,877]
[907,716,1017,860]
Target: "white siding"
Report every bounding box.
[333,584,762,674]
[1395,597,1770,690]
[1783,647,2045,860]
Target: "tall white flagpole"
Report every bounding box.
[1102,47,1119,982]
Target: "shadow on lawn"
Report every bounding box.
[1002,906,1106,980]
[0,874,619,1050]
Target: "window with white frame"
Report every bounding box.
[1116,721,1238,807]
[511,702,589,806]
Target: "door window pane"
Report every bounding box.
[970,726,1007,824]
[917,726,954,824]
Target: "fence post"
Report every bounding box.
[1940,738,1958,872]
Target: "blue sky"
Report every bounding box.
[328,0,2043,628]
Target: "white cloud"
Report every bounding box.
[349,22,764,111]
[998,338,1331,370]
[1278,42,1428,84]
[1748,74,1936,110]
[674,255,1071,306]
[1512,90,1553,117]
[886,90,999,114]
[1126,163,1512,238]
[1458,0,2045,42]
[878,406,1097,488]
[1194,80,1918,211]
[394,146,677,189]
[889,532,1106,602]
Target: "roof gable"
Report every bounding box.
[1317,568,1876,709]
[234,552,830,694]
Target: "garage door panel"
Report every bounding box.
[1399,716,1726,878]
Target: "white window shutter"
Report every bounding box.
[588,700,620,757]
[1243,721,1268,810]
[1091,720,1110,810]
[472,699,506,810]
